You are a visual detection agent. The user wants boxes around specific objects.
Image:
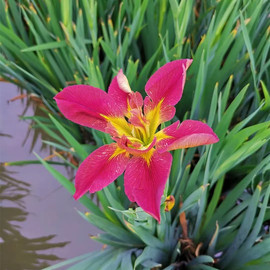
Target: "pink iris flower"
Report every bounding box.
[54,60,219,222]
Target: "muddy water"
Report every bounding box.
[0,83,101,269]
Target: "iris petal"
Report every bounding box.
[74,143,129,200]
[54,85,125,133]
[54,61,220,223]
[124,150,172,222]
[145,59,192,106]
[108,70,130,114]
[156,120,219,152]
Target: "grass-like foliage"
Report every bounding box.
[1,0,270,269]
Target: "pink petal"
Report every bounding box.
[74,143,129,199]
[129,91,144,109]
[144,96,176,124]
[128,108,148,128]
[160,105,176,122]
[124,151,173,222]
[157,120,219,152]
[145,59,192,106]
[54,85,124,133]
[108,70,130,114]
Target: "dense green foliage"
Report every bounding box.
[1,0,270,269]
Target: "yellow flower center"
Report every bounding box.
[101,98,164,154]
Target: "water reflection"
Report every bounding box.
[0,83,101,269]
[0,165,69,270]
[8,90,59,154]
[21,95,57,153]
[0,165,29,206]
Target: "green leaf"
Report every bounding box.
[207,222,220,257]
[125,220,163,248]
[220,184,262,267]
[226,238,270,269]
[260,80,270,110]
[42,252,94,270]
[215,85,249,140]
[220,75,233,117]
[21,41,67,52]
[66,248,124,270]
[174,184,208,224]
[100,39,116,65]
[188,265,218,270]
[33,117,65,144]
[228,184,270,269]
[206,155,270,236]
[240,12,257,91]
[190,50,206,119]
[208,82,218,127]
[203,177,224,232]
[188,255,214,265]
[134,246,166,269]
[91,233,138,248]
[2,159,65,166]
[78,211,143,246]
[120,249,134,270]
[49,114,88,160]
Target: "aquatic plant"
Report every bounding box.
[0,166,69,269]
[54,60,218,222]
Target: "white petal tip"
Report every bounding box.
[117,70,132,93]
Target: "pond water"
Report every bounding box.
[0,82,101,269]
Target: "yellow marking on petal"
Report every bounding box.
[155,129,172,143]
[134,127,143,142]
[125,99,132,118]
[126,133,144,146]
[101,114,132,137]
[109,147,128,161]
[136,125,148,144]
[139,148,154,166]
[145,99,164,141]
